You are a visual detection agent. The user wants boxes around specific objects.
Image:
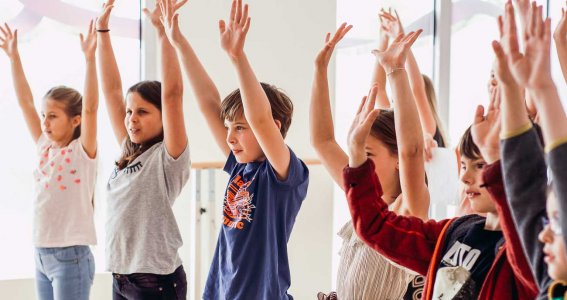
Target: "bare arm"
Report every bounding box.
[371,14,390,108]
[0,24,42,143]
[79,20,99,158]
[96,0,127,144]
[310,24,352,188]
[553,2,567,85]
[162,2,228,157]
[376,31,430,220]
[157,0,188,158]
[221,0,290,179]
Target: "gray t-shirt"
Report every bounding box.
[106,142,190,274]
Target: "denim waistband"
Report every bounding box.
[36,245,91,254]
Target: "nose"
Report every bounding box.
[460,167,474,185]
[538,224,554,244]
[226,129,236,145]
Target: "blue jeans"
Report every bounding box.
[112,265,187,300]
[35,246,95,300]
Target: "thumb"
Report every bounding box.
[143,8,151,17]
[219,20,226,34]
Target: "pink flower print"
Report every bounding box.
[65,158,71,164]
[44,183,48,189]
[41,171,47,176]
[59,185,67,190]
[57,175,62,182]
[43,152,48,158]
[70,169,77,175]
[39,160,44,165]
[57,165,63,172]
[74,179,81,184]
[67,149,72,153]
[50,162,55,167]
[61,149,66,156]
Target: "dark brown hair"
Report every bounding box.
[116,81,163,170]
[220,82,293,138]
[370,109,398,155]
[458,126,482,160]
[44,86,83,140]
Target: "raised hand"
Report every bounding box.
[554,2,567,45]
[143,0,188,31]
[80,20,97,60]
[96,0,115,30]
[315,22,352,69]
[373,30,422,73]
[513,0,530,34]
[219,0,251,60]
[492,14,517,87]
[503,1,553,89]
[470,98,501,164]
[0,23,18,59]
[159,0,185,45]
[379,9,404,39]
[347,87,381,168]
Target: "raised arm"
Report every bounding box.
[155,0,187,158]
[96,0,126,144]
[370,10,391,108]
[553,2,567,85]
[381,11,437,138]
[310,23,352,188]
[374,31,430,219]
[0,24,42,143]
[220,0,290,179]
[162,0,228,157]
[79,20,99,158]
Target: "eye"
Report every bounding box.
[236,125,244,131]
[126,110,132,115]
[475,163,485,170]
[366,152,374,157]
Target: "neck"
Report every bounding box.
[484,212,501,231]
[51,135,74,148]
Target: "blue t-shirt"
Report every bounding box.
[203,148,309,300]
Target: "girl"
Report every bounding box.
[96,0,190,298]
[343,30,538,299]
[0,22,98,300]
[310,24,429,299]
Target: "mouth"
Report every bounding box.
[465,189,481,199]
[129,128,140,135]
[232,149,243,155]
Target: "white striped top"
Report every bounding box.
[336,221,416,300]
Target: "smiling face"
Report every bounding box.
[539,190,567,281]
[224,115,265,163]
[459,155,495,214]
[41,98,80,146]
[124,92,163,144]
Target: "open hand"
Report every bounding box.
[315,22,352,69]
[159,0,185,45]
[347,87,381,168]
[379,9,404,39]
[0,23,18,59]
[554,2,567,45]
[96,0,115,30]
[219,0,251,60]
[470,93,501,164]
[80,20,97,60]
[372,30,422,73]
[144,0,188,31]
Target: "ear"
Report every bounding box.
[72,115,81,128]
[395,159,400,171]
[274,119,282,130]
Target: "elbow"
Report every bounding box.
[399,143,423,159]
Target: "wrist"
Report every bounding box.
[480,147,500,164]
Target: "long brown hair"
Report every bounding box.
[116,81,163,170]
[422,75,448,145]
[44,86,83,140]
[370,109,398,156]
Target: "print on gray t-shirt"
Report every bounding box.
[106,142,190,275]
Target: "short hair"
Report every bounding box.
[220,82,294,138]
[459,126,482,160]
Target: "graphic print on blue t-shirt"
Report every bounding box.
[433,219,503,300]
[203,148,309,300]
[223,174,256,230]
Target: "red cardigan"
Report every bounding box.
[343,159,538,300]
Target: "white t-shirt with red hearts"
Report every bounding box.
[33,135,97,247]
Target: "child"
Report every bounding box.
[491,1,567,298]
[97,0,190,298]
[160,0,309,298]
[0,22,98,300]
[342,29,538,299]
[310,24,428,300]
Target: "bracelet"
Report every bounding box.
[386,68,406,76]
[96,29,110,33]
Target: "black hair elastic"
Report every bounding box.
[96,29,110,32]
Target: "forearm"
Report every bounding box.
[371,35,390,108]
[9,53,34,108]
[97,33,123,100]
[555,42,567,84]
[83,57,99,114]
[390,70,424,157]
[160,34,183,101]
[232,54,273,125]
[500,82,531,137]
[530,85,567,148]
[310,66,336,146]
[406,51,436,136]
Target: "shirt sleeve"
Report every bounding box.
[266,147,309,190]
[343,159,450,276]
[161,143,191,203]
[223,152,238,175]
[548,140,567,265]
[500,127,551,293]
[482,160,538,295]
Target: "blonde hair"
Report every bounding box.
[44,86,83,140]
[422,75,448,145]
